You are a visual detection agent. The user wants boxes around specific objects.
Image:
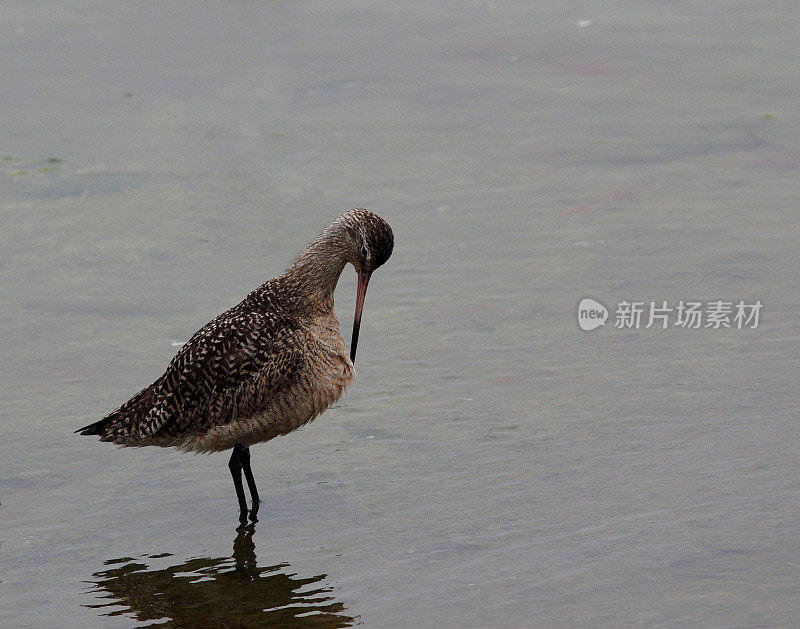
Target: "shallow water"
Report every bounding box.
[2,1,800,627]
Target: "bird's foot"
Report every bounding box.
[238,502,259,524]
[248,501,260,523]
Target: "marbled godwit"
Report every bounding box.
[77,209,393,519]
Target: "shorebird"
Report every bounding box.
[77,209,393,520]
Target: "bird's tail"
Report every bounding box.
[75,416,113,436]
[75,380,160,439]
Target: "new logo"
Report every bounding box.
[578,298,608,331]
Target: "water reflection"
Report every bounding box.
[83,523,356,627]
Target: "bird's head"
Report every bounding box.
[337,209,394,364]
[339,208,394,274]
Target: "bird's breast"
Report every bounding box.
[249,313,353,439]
[304,312,354,403]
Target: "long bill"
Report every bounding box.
[350,269,371,364]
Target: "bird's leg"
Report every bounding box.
[228,444,248,517]
[240,446,260,505]
[240,445,260,522]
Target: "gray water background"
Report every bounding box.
[2,1,799,626]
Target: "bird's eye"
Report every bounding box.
[361,245,368,257]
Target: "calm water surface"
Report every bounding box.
[2,1,799,627]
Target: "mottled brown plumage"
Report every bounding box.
[77,209,393,516]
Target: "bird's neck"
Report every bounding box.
[286,222,350,310]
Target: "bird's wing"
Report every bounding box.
[139,309,306,440]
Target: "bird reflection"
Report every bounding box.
[83,523,356,627]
